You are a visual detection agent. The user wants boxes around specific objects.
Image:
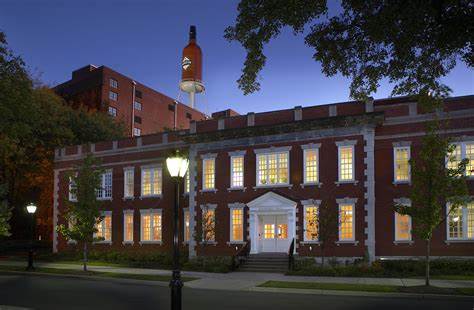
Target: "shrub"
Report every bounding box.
[183,256,233,273]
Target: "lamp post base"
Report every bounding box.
[169,270,183,310]
[26,249,35,271]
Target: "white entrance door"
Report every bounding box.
[260,214,290,253]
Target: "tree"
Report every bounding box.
[0,184,12,237]
[318,202,339,267]
[57,154,105,272]
[394,95,470,286]
[225,1,473,99]
[194,205,216,258]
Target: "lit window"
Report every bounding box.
[339,204,354,241]
[109,91,118,101]
[256,151,289,186]
[277,224,288,239]
[230,208,243,242]
[448,202,474,240]
[202,158,215,190]
[140,209,162,242]
[95,212,112,242]
[184,170,190,193]
[201,206,215,242]
[447,142,474,177]
[394,146,410,182]
[141,166,162,197]
[467,144,474,177]
[303,148,319,184]
[304,206,319,241]
[110,78,118,88]
[134,101,142,111]
[395,212,411,241]
[123,168,134,198]
[230,155,244,188]
[123,211,134,243]
[108,106,117,117]
[184,209,190,242]
[264,224,275,239]
[96,170,113,200]
[68,175,77,202]
[338,145,354,181]
[447,144,462,170]
[133,128,141,137]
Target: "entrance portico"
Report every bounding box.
[247,192,297,254]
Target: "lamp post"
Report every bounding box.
[166,151,189,310]
[26,203,37,271]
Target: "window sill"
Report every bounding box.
[122,241,134,245]
[96,197,112,201]
[445,239,474,245]
[227,187,246,192]
[393,181,411,186]
[335,241,359,246]
[139,241,163,245]
[300,241,321,245]
[200,241,217,246]
[393,240,414,245]
[122,196,135,201]
[335,180,358,186]
[139,195,162,199]
[254,184,292,190]
[67,240,77,245]
[200,189,218,193]
[300,182,322,188]
[93,241,112,245]
[226,241,246,245]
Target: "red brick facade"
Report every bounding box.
[54,65,207,136]
[53,95,474,260]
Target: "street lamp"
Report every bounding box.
[26,203,37,271]
[166,151,189,310]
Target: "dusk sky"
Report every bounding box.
[2,0,473,116]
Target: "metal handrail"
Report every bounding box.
[231,239,251,271]
[288,238,295,271]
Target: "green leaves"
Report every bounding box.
[0,184,12,237]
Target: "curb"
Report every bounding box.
[249,286,474,300]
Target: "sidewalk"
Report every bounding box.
[1,260,473,292]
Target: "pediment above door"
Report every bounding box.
[247,191,297,212]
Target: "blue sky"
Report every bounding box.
[1,0,473,116]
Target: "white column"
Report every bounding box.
[288,210,297,254]
[249,212,258,254]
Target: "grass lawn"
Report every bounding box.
[430,275,474,281]
[258,281,474,296]
[0,265,198,282]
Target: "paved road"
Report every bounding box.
[0,272,472,310]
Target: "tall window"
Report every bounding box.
[256,151,289,186]
[447,142,474,177]
[95,212,112,242]
[109,91,118,101]
[448,203,474,240]
[394,146,410,182]
[304,205,319,241]
[96,170,113,200]
[338,204,355,241]
[338,145,354,181]
[395,212,411,241]
[123,168,134,198]
[201,206,215,242]
[141,166,162,197]
[140,209,162,242]
[108,106,117,117]
[303,148,319,184]
[184,209,190,242]
[184,170,190,194]
[230,207,244,242]
[466,144,474,177]
[68,176,77,202]
[133,128,141,137]
[123,211,134,243]
[134,101,142,111]
[230,155,244,188]
[202,158,215,190]
[109,78,118,88]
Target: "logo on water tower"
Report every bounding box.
[182,57,192,70]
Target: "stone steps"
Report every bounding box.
[239,253,289,273]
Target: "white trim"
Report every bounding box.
[335,139,357,147]
[337,144,355,182]
[393,145,411,184]
[140,165,162,198]
[96,169,113,200]
[202,157,216,191]
[337,200,356,242]
[230,154,245,189]
[228,150,247,157]
[303,203,320,242]
[123,167,135,199]
[253,146,292,154]
[229,204,244,243]
[200,153,218,159]
[139,208,162,243]
[303,147,320,185]
[255,150,290,187]
[122,210,134,244]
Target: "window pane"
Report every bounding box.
[231,156,244,188]
[124,169,134,198]
[339,147,353,181]
[184,210,190,242]
[304,149,318,183]
[142,170,151,196]
[395,212,411,241]
[109,91,117,101]
[278,153,288,183]
[305,206,318,241]
[203,159,215,190]
[153,214,162,241]
[184,171,190,193]
[448,208,463,239]
[268,153,277,184]
[257,155,268,185]
[467,203,474,239]
[466,144,474,177]
[264,224,275,239]
[104,171,112,198]
[104,215,112,241]
[447,144,462,170]
[95,220,104,238]
[339,204,354,240]
[202,209,215,241]
[153,169,162,195]
[231,209,243,241]
[395,147,410,181]
[142,215,151,241]
[124,213,133,242]
[277,224,287,239]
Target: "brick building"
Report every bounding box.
[52,95,474,261]
[54,65,207,136]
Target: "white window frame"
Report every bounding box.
[108,106,117,117]
[184,169,190,194]
[336,140,356,183]
[302,143,321,185]
[109,91,118,101]
[229,151,245,189]
[96,169,113,200]
[123,210,134,244]
[201,154,217,192]
[393,143,411,183]
[336,198,357,243]
[446,202,474,241]
[254,146,291,188]
[228,203,245,243]
[139,209,162,244]
[134,101,142,111]
[123,167,134,199]
[393,198,412,242]
[109,78,118,89]
[68,175,77,202]
[140,165,162,198]
[447,141,474,178]
[133,127,141,137]
[301,199,321,242]
[94,211,112,244]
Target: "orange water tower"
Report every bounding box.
[179,25,204,109]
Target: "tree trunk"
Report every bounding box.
[425,238,431,286]
[83,242,88,272]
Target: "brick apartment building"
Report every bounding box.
[54,65,207,136]
[52,95,474,261]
